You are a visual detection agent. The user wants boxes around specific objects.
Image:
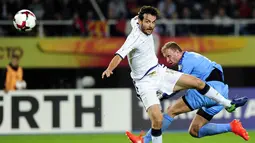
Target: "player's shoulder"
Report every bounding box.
[127,27,142,40]
[182,51,205,64]
[130,17,139,28]
[185,51,215,65]
[186,51,202,56]
[184,51,202,59]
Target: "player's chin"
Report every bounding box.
[146,30,153,35]
[168,63,175,67]
[146,29,153,34]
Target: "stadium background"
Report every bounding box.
[0,0,255,142]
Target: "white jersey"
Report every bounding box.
[116,17,158,80]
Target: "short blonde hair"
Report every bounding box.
[161,41,182,52]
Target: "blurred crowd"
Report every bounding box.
[1,0,255,36]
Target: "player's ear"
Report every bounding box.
[138,19,142,25]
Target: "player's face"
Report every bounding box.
[162,48,180,66]
[139,14,156,35]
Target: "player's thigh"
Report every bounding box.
[136,88,161,112]
[167,97,191,117]
[174,74,205,92]
[138,91,163,128]
[159,68,183,95]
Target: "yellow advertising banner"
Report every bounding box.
[0,37,253,68]
[0,38,127,68]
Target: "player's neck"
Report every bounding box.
[178,51,185,64]
[178,52,184,59]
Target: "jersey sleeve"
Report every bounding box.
[130,16,138,29]
[115,32,140,59]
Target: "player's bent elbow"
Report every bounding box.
[167,106,178,117]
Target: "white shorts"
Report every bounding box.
[133,65,183,111]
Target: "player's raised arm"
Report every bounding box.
[130,16,139,29]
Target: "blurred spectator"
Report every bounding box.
[126,0,139,18]
[3,55,26,93]
[73,0,90,20]
[182,7,191,19]
[238,0,251,18]
[28,0,44,20]
[1,0,255,37]
[158,0,176,19]
[201,8,212,19]
[108,0,127,19]
[246,9,255,34]
[228,0,239,18]
[72,12,85,36]
[192,1,202,19]
[214,7,232,24]
[87,11,107,37]
[6,0,19,18]
[203,0,218,17]
[114,14,127,36]
[200,8,215,35]
[43,0,55,19]
[213,7,233,35]
[177,7,192,36]
[61,0,72,20]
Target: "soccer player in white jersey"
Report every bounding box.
[102,6,247,143]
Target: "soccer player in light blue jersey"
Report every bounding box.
[126,42,249,143]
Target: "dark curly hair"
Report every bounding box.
[138,6,160,20]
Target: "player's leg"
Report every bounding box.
[126,89,163,143]
[189,106,249,141]
[143,91,196,143]
[144,82,228,143]
[140,92,163,143]
[173,73,247,111]
[147,103,163,143]
[188,84,249,141]
[189,107,227,137]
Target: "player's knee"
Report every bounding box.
[193,78,205,90]
[188,124,200,138]
[167,106,178,117]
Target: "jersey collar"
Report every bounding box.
[178,51,186,72]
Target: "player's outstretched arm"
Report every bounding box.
[102,17,139,79]
[102,54,122,79]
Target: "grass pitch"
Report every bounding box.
[0,131,253,143]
